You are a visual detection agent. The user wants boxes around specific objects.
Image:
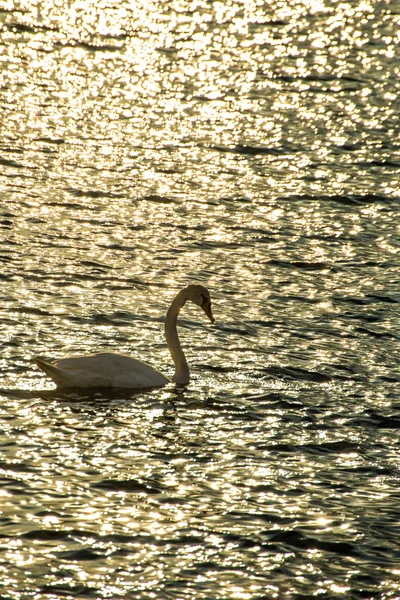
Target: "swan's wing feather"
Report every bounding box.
[35,353,169,389]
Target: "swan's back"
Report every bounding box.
[35,352,169,389]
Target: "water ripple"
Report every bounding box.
[1,0,400,597]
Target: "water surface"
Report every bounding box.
[1,1,400,598]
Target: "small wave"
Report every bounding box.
[0,157,24,168]
[57,548,103,561]
[38,583,97,597]
[298,441,359,454]
[65,188,124,199]
[281,193,396,205]
[263,365,332,383]
[265,529,357,556]
[144,194,176,204]
[266,259,336,272]
[366,293,399,304]
[91,478,162,494]
[35,137,65,145]
[21,529,68,541]
[243,392,304,410]
[55,39,123,52]
[358,159,400,168]
[213,143,300,156]
[14,306,53,316]
[348,410,400,429]
[355,327,397,339]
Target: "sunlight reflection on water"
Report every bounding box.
[1,0,400,598]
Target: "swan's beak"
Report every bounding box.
[202,303,215,323]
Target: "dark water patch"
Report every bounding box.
[4,22,35,34]
[91,478,162,494]
[35,137,65,145]
[38,583,98,596]
[43,199,92,210]
[266,259,335,272]
[215,323,256,336]
[21,529,70,541]
[258,441,358,455]
[377,374,400,383]
[280,193,396,206]
[264,529,357,556]
[278,72,360,84]
[243,392,304,407]
[371,415,400,429]
[80,260,113,270]
[0,156,24,168]
[327,194,396,206]
[86,42,125,52]
[90,312,131,326]
[13,306,52,316]
[358,159,400,168]
[263,365,332,383]
[298,441,360,455]
[341,312,384,323]
[155,166,182,174]
[341,465,398,476]
[213,143,301,156]
[335,142,362,151]
[320,364,368,383]
[332,295,369,306]
[230,224,279,237]
[216,195,253,205]
[355,326,397,339]
[334,260,389,269]
[0,219,14,228]
[199,363,236,374]
[246,319,285,329]
[348,410,400,429]
[365,293,399,304]
[66,188,124,199]
[54,272,102,282]
[189,239,243,250]
[0,477,29,490]
[252,443,294,452]
[0,460,35,473]
[226,510,292,526]
[0,145,24,154]
[144,193,176,204]
[66,308,137,325]
[19,527,164,546]
[57,548,103,561]
[323,363,362,377]
[55,38,123,52]
[3,21,60,34]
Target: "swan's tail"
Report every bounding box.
[34,357,65,386]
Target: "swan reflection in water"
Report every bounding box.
[34,285,215,390]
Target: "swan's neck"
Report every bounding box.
[165,289,190,385]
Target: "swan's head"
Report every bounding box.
[185,284,215,323]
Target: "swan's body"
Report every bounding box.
[34,352,169,389]
[34,284,214,390]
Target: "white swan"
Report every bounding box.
[34,284,215,389]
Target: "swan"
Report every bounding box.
[34,284,215,389]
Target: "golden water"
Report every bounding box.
[1,1,399,598]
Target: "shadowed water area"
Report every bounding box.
[1,0,400,598]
